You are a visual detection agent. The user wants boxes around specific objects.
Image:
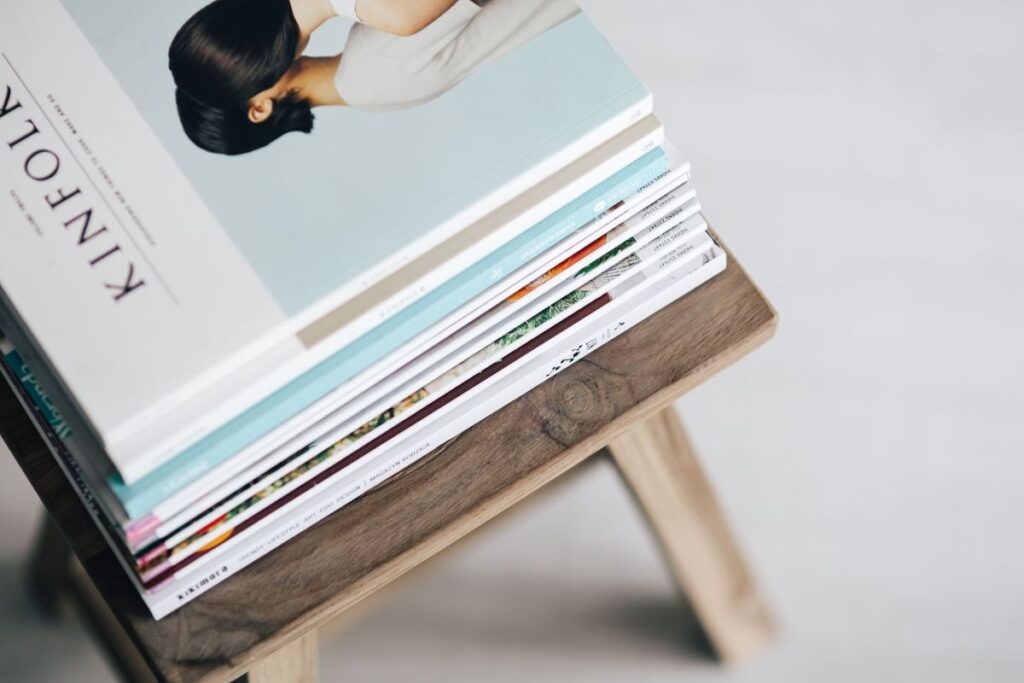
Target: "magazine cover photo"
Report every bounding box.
[170,0,579,155]
[44,0,646,317]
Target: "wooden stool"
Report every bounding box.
[1,235,777,683]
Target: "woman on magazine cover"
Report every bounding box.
[169,0,579,155]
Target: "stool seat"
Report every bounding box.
[1,231,777,683]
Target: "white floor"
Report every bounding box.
[2,1,1023,680]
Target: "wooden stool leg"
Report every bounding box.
[608,407,776,663]
[67,559,159,683]
[243,631,319,683]
[26,511,72,616]
[26,514,158,681]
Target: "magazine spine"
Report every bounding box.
[0,348,151,598]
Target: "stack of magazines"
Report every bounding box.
[0,0,726,619]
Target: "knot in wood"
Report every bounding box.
[560,379,595,416]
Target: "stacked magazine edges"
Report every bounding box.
[0,0,726,619]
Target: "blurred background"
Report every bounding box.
[2,0,1022,680]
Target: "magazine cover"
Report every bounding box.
[0,0,653,479]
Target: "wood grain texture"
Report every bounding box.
[240,631,317,683]
[0,244,776,683]
[609,408,776,663]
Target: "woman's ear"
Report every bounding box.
[248,96,275,124]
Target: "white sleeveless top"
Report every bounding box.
[333,0,579,112]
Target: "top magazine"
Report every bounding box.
[0,0,653,482]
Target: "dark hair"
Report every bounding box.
[169,0,314,155]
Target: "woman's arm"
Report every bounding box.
[354,0,459,36]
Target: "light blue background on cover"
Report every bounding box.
[59,1,647,315]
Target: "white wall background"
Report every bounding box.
[2,1,1022,680]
